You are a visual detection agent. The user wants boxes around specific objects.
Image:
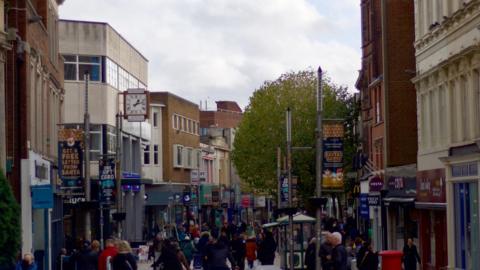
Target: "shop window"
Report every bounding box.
[454,182,479,269]
[154,145,159,165]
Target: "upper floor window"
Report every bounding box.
[63,55,101,81]
[153,112,158,127]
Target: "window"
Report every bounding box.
[196,149,201,168]
[64,55,77,80]
[153,112,158,127]
[144,145,150,165]
[62,55,102,81]
[188,120,192,133]
[187,148,193,168]
[375,88,382,123]
[128,73,139,89]
[173,115,178,129]
[89,125,102,160]
[106,126,116,154]
[200,128,208,136]
[173,144,184,167]
[106,58,118,88]
[183,118,187,132]
[118,67,129,91]
[154,145,159,165]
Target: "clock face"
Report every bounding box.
[125,93,147,115]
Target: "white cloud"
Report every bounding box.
[59,0,360,108]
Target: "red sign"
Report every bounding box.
[369,176,383,192]
[416,169,446,203]
[241,195,250,208]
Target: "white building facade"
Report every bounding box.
[414,1,480,269]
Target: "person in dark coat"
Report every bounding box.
[304,237,317,270]
[357,241,378,270]
[257,230,276,265]
[112,241,137,270]
[231,233,246,270]
[151,239,183,270]
[205,230,236,270]
[331,232,347,270]
[71,240,98,270]
[403,238,421,270]
[319,233,334,270]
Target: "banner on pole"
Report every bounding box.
[58,129,84,189]
[321,121,345,189]
[99,158,116,205]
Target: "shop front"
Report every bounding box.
[415,169,447,270]
[384,176,418,250]
[441,148,480,270]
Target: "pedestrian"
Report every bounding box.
[357,241,378,270]
[148,234,163,269]
[15,253,37,270]
[91,240,101,253]
[196,231,211,270]
[71,240,98,270]
[319,233,334,270]
[205,230,237,270]
[257,229,276,265]
[403,238,421,270]
[111,241,137,270]
[173,241,190,270]
[231,233,246,270]
[245,235,257,269]
[331,232,347,270]
[304,237,316,270]
[98,239,118,270]
[181,236,196,266]
[151,239,183,270]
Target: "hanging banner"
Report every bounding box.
[322,121,345,189]
[99,158,116,205]
[279,175,289,207]
[58,129,84,189]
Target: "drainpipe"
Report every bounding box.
[380,0,389,250]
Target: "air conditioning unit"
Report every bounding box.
[286,251,303,269]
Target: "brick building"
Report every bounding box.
[4,0,65,268]
[144,92,200,227]
[356,0,417,251]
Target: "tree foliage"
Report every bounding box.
[0,169,21,268]
[232,69,357,201]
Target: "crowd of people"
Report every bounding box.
[148,221,277,270]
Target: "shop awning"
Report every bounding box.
[262,222,279,228]
[414,202,446,209]
[277,213,316,224]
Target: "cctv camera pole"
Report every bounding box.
[84,72,92,241]
[115,111,123,239]
[315,67,324,270]
[286,108,294,270]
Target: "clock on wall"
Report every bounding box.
[124,88,150,122]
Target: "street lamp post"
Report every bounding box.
[286,108,294,270]
[84,72,91,241]
[315,66,324,270]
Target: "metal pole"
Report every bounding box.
[315,67,323,270]
[286,108,294,270]
[115,112,123,238]
[84,72,91,241]
[277,147,281,210]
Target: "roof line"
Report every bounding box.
[59,19,149,62]
[151,91,199,108]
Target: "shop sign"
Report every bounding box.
[58,129,84,189]
[190,169,199,185]
[322,122,345,189]
[280,175,289,204]
[256,196,266,207]
[369,176,383,192]
[183,193,191,204]
[99,158,116,205]
[61,189,86,204]
[387,176,417,197]
[359,194,369,219]
[367,195,380,206]
[416,169,446,203]
[29,151,51,186]
[241,195,250,208]
[32,185,53,209]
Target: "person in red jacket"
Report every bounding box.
[245,235,257,269]
[98,239,118,270]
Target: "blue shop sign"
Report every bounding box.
[32,185,53,209]
[122,171,141,179]
[359,193,369,219]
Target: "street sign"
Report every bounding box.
[190,169,199,184]
[367,195,380,206]
[359,194,369,219]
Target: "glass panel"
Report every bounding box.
[78,55,100,63]
[144,145,150,165]
[64,63,77,80]
[454,183,465,269]
[79,64,101,81]
[106,58,118,89]
[470,183,479,269]
[63,54,76,62]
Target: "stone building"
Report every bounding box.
[413,0,480,268]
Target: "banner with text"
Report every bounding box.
[99,158,116,205]
[58,129,84,189]
[322,121,345,189]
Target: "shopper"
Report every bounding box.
[403,238,421,270]
[231,233,246,270]
[205,230,236,270]
[15,253,37,270]
[304,237,317,270]
[319,233,334,270]
[257,230,276,265]
[111,241,137,270]
[357,241,378,270]
[151,239,183,270]
[331,232,347,270]
[245,235,257,269]
[71,240,98,270]
[98,239,118,270]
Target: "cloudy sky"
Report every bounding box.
[60,0,361,109]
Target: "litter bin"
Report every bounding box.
[379,250,403,270]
